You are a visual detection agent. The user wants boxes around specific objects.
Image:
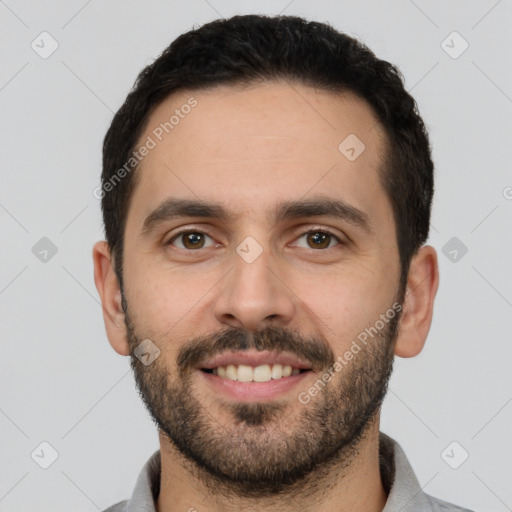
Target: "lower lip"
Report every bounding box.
[198,370,311,401]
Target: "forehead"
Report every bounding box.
[127,81,391,231]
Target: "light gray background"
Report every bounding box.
[1,1,511,510]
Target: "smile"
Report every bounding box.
[202,363,309,382]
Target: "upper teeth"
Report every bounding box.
[213,364,300,382]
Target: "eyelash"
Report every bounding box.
[165,228,343,251]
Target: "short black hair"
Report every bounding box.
[101,14,434,295]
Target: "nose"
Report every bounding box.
[213,246,296,332]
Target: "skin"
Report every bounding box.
[93,81,439,512]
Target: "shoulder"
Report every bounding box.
[426,493,476,512]
[102,500,128,512]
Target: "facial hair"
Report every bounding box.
[123,296,401,499]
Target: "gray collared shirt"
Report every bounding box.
[103,432,474,511]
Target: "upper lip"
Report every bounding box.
[199,350,313,370]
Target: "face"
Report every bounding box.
[120,81,403,495]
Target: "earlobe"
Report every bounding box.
[92,241,131,356]
[394,245,439,358]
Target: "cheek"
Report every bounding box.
[125,263,202,337]
[291,270,394,351]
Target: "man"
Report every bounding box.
[93,14,474,512]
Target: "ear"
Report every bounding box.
[92,241,130,356]
[394,245,439,358]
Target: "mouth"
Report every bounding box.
[197,351,314,401]
[201,364,310,382]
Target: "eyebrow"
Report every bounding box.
[140,196,373,236]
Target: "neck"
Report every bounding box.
[156,418,387,512]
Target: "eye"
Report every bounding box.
[167,230,216,250]
[293,230,341,250]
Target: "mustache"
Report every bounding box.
[176,325,335,375]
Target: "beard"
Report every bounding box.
[123,294,402,499]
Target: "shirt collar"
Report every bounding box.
[124,433,431,511]
[380,432,433,511]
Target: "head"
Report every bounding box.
[94,14,439,497]
[99,15,434,293]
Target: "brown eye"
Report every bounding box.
[168,231,214,250]
[307,232,331,249]
[294,230,341,250]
